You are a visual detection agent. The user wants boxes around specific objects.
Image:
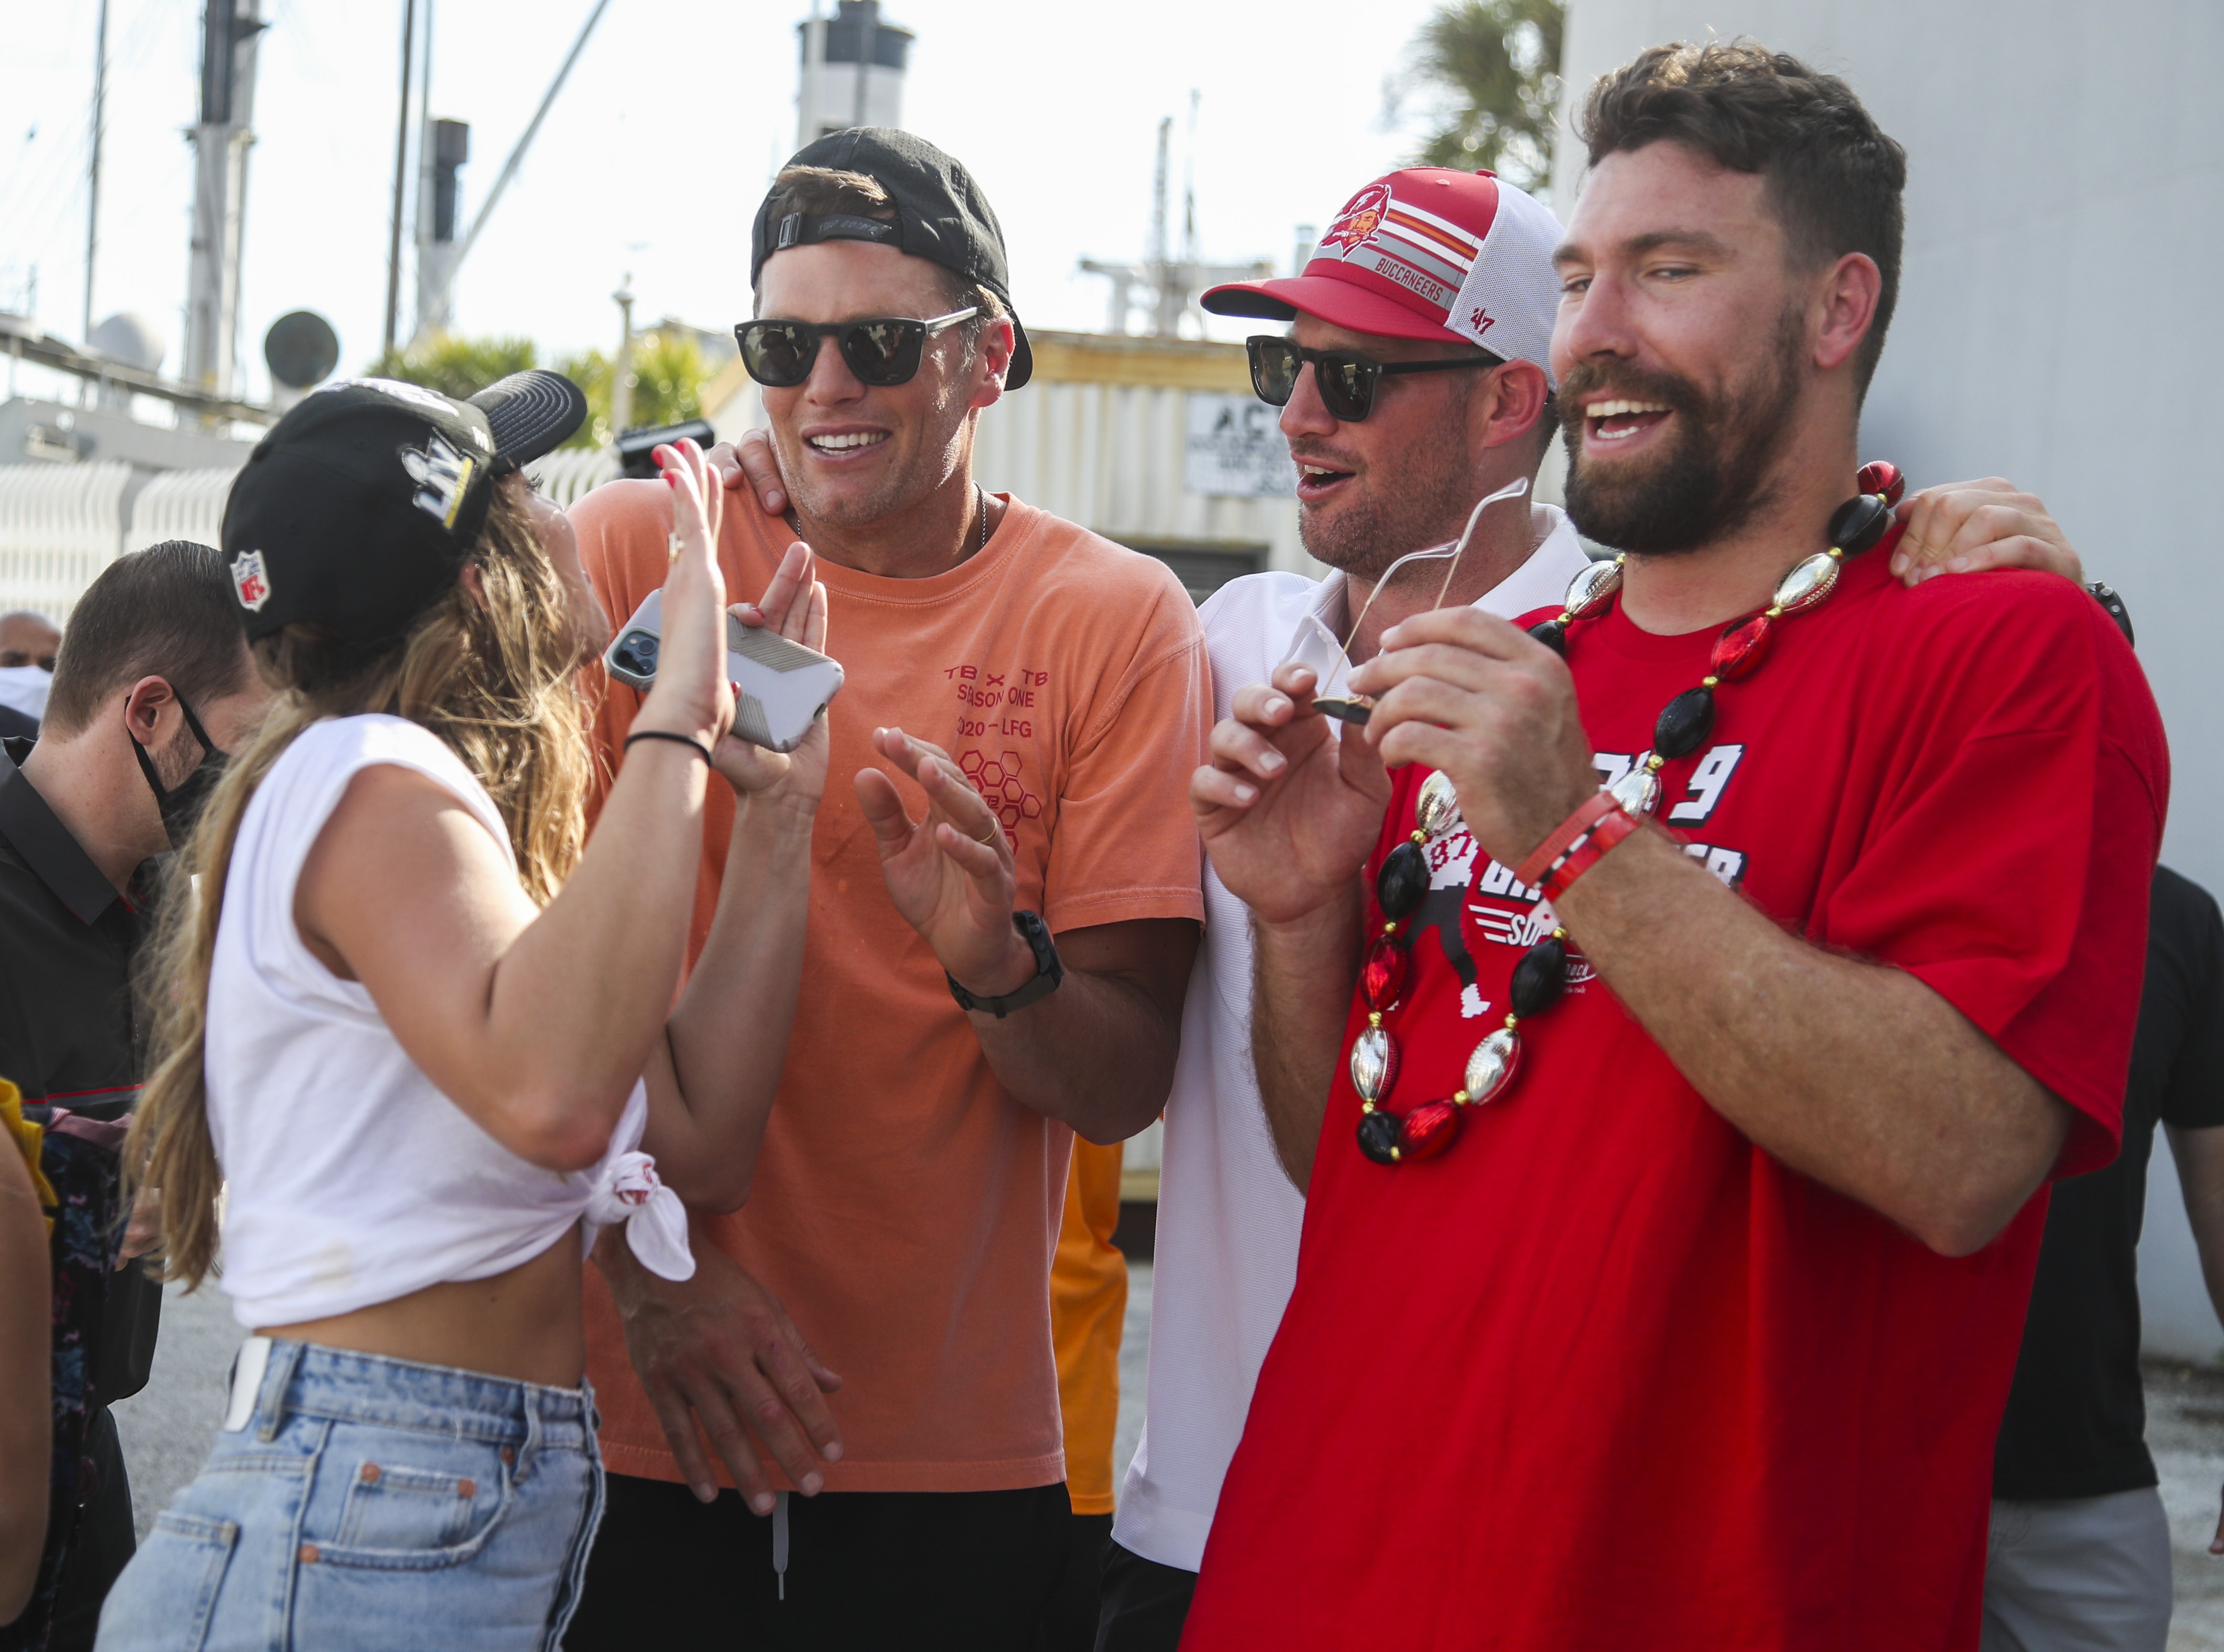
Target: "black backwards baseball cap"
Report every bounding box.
[750,127,1033,390]
[220,370,587,646]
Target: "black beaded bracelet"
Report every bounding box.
[624,729,714,765]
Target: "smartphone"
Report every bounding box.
[603,589,844,754]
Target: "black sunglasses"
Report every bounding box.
[736,307,978,389]
[1246,335,1501,423]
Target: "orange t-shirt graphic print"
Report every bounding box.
[569,482,1208,1493]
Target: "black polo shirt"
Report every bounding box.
[0,735,163,1398]
[0,738,156,1114]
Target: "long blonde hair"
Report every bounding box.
[126,485,593,1287]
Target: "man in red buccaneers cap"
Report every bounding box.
[1093,163,1587,1652]
[1184,42,2160,1650]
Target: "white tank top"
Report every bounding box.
[205,714,690,1330]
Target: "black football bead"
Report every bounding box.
[1377,840,1428,920]
[1510,935,1568,1019]
[1357,1108,1404,1164]
[1528,617,1568,656]
[1653,686,1716,759]
[1828,492,1892,556]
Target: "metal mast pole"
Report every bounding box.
[184,0,264,404]
[83,0,110,342]
[1148,116,1174,336]
[852,0,875,127]
[384,0,418,355]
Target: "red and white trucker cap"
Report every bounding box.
[1203,167,1562,386]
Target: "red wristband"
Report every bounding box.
[1540,806,1640,903]
[1515,792,1620,889]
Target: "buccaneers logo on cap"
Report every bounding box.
[399,432,477,530]
[1321,181,1393,255]
[230,550,271,612]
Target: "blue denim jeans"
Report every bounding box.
[96,1339,603,1652]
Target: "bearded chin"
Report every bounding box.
[1561,313,1805,558]
[1562,419,1735,556]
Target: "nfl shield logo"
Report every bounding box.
[231,550,271,612]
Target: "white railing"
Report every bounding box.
[0,450,632,621]
[0,462,134,621]
[527,447,619,507]
[131,466,240,555]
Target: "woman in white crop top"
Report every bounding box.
[100,380,822,1652]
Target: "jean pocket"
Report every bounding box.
[101,1510,239,1652]
[335,1460,487,1550]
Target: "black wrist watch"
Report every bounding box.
[948,910,1064,1018]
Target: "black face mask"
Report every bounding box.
[131,696,228,849]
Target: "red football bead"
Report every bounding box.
[1360,936,1409,1011]
[1396,1099,1463,1161]
[1856,460,1906,507]
[1710,612,1775,682]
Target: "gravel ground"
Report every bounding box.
[2145,1359,2224,1650]
[113,1263,1160,1541]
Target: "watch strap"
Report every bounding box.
[947,910,1064,1018]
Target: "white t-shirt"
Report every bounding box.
[1112,505,1590,1572]
[206,714,689,1330]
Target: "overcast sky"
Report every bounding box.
[1,0,1488,404]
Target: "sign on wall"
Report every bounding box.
[1185,391,1296,498]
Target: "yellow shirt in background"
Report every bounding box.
[1053,1138,1127,1514]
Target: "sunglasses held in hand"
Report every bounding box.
[1247,335,1502,424]
[1295,476,1533,725]
[737,308,980,389]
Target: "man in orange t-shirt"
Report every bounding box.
[561,130,1205,1651]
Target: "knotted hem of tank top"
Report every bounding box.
[583,1149,694,1281]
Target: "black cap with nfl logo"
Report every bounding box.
[220,370,586,646]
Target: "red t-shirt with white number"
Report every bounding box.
[1182,548,2167,1651]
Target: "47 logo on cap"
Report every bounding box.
[230,550,271,612]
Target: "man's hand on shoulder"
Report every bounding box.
[1890,478,2084,587]
[706,431,790,519]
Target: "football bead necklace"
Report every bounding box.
[1350,461,1908,1167]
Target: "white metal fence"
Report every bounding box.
[130,467,238,556]
[0,463,134,622]
[0,451,624,622]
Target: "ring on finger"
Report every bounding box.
[971,822,1000,847]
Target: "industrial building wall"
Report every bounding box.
[1555,0,2224,1356]
[705,341,1316,597]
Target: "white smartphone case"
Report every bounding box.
[603,588,844,754]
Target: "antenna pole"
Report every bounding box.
[83,0,110,342]
[383,0,417,355]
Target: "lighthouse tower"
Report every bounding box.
[796,2,915,147]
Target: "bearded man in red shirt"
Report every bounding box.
[1184,41,2167,1652]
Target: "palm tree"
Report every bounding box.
[1391,0,1565,197]
[365,331,711,451]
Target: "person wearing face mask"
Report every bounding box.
[0,545,267,1652]
[0,611,62,740]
